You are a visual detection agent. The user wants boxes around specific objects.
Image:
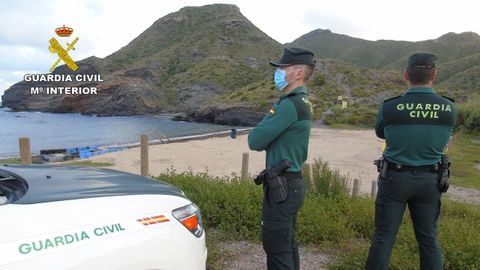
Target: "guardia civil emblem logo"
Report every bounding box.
[48,25,79,72]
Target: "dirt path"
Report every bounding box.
[447,185,480,205]
[215,241,331,270]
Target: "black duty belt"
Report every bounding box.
[387,162,438,172]
[282,171,303,180]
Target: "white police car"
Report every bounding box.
[0,164,206,270]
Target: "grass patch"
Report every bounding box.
[448,132,480,189]
[0,158,114,167]
[324,123,372,130]
[0,158,22,164]
[324,104,378,128]
[65,160,115,167]
[333,199,480,270]
[204,229,230,270]
[0,157,42,164]
[155,161,480,269]
[456,95,480,132]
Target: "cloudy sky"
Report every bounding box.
[0,0,478,97]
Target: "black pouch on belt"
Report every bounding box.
[265,160,291,203]
[266,174,288,203]
[437,155,451,193]
[374,157,388,180]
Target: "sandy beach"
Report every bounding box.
[84,128,384,194]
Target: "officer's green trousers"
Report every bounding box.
[262,177,306,270]
[365,169,443,270]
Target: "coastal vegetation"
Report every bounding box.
[0,158,113,167]
[156,160,480,269]
[449,132,480,189]
[448,95,480,189]
[456,95,480,132]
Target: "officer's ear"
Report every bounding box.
[403,70,409,81]
[430,69,437,82]
[295,66,305,81]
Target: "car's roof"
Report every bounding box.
[0,164,184,204]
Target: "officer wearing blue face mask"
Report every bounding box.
[248,47,315,270]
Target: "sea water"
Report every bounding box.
[0,108,235,157]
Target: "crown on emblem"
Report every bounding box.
[55,25,73,37]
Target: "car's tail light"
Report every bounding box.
[172,203,204,237]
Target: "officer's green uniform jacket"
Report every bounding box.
[376,87,457,166]
[248,86,312,172]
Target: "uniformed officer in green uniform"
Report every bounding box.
[248,47,315,270]
[365,53,457,270]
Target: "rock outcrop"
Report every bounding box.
[174,106,264,126]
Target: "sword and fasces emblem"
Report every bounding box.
[49,25,79,72]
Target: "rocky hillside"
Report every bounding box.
[195,59,405,127]
[290,29,480,69]
[2,4,281,120]
[2,4,480,127]
[291,29,480,99]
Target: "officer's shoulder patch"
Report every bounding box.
[383,95,401,103]
[441,95,455,103]
[286,93,312,121]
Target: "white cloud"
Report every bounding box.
[302,9,363,39]
[0,45,55,72]
[0,78,13,96]
[0,70,28,97]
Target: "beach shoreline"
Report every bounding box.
[0,109,241,158]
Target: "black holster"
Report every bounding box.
[254,160,291,203]
[437,155,451,193]
[374,157,388,181]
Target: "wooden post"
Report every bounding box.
[371,180,377,198]
[140,134,149,177]
[352,179,361,197]
[19,137,31,164]
[241,153,249,181]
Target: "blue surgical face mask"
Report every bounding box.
[274,68,289,91]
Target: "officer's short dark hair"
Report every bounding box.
[406,67,435,84]
[303,65,314,81]
[293,65,314,82]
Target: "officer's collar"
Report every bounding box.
[405,87,435,94]
[281,86,307,99]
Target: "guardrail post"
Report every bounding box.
[140,134,149,176]
[352,178,361,197]
[241,153,249,181]
[19,137,31,164]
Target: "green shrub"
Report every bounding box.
[304,158,350,198]
[324,104,378,128]
[457,101,480,132]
